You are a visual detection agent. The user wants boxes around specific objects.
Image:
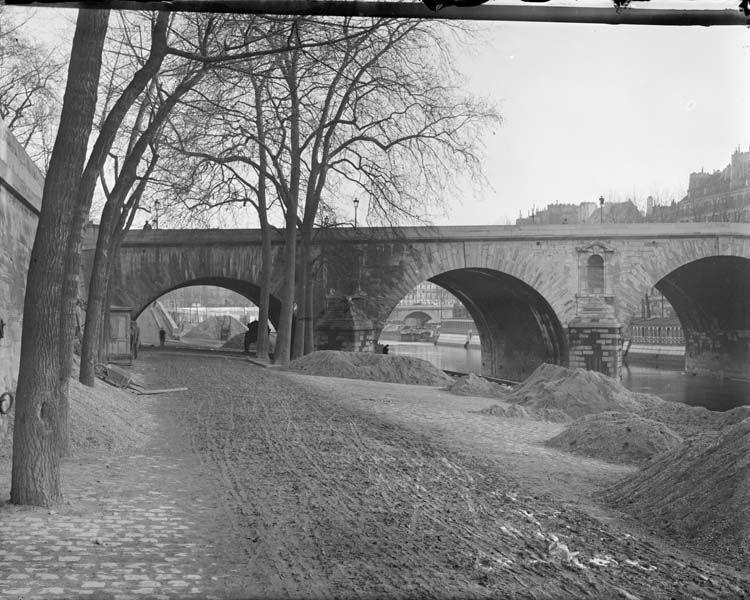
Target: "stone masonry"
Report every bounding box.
[97,224,750,381]
[0,120,42,443]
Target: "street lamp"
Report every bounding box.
[598,195,604,224]
[154,199,161,229]
[353,197,359,228]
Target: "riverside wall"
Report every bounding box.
[0,120,43,439]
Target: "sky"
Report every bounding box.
[11,3,750,227]
[451,18,750,225]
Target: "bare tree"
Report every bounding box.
[11,8,109,507]
[0,7,64,169]
[80,62,207,385]
[163,17,498,363]
[79,13,343,377]
[269,18,499,358]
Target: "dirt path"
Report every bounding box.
[1,352,748,599]
[145,353,749,599]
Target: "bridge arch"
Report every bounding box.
[374,267,567,381]
[609,236,750,379]
[402,311,434,326]
[116,276,285,330]
[430,269,567,380]
[654,256,750,378]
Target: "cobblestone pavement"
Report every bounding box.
[0,366,252,599]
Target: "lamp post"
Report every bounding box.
[353,197,359,228]
[154,199,161,229]
[598,195,604,224]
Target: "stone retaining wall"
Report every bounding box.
[0,120,43,440]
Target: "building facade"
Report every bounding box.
[673,147,750,222]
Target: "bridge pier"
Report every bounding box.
[315,295,377,353]
[567,297,623,379]
[684,328,750,381]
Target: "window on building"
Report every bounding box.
[587,254,604,293]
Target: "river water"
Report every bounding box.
[387,341,750,411]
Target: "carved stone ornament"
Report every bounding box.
[575,241,615,254]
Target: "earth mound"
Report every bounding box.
[478,403,572,423]
[604,417,750,567]
[223,333,244,350]
[1,377,153,459]
[448,373,510,398]
[183,315,247,340]
[635,396,750,437]
[285,351,453,386]
[67,378,154,452]
[546,411,683,465]
[508,363,644,418]
[506,364,750,436]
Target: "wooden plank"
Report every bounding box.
[134,387,189,395]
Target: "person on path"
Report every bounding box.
[244,320,259,354]
[159,327,166,347]
[130,320,140,360]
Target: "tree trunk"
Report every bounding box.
[80,72,202,385]
[11,9,109,506]
[274,212,297,365]
[303,254,316,355]
[63,12,169,395]
[252,77,272,361]
[255,221,272,361]
[294,226,314,357]
[79,210,118,386]
[274,45,302,366]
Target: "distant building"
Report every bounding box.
[674,146,750,222]
[644,196,679,222]
[400,281,455,307]
[516,199,642,225]
[513,147,750,226]
[594,199,643,224]
[639,287,677,320]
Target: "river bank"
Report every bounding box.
[0,352,748,599]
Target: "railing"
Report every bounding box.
[630,325,685,346]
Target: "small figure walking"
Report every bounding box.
[159,327,166,347]
[382,344,390,355]
[130,320,140,360]
[464,329,473,349]
[244,320,259,354]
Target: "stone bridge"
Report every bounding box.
[386,305,451,324]
[87,223,750,382]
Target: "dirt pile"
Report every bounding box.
[183,315,246,340]
[0,377,154,459]
[507,363,750,436]
[223,332,246,350]
[604,417,750,566]
[478,403,572,423]
[285,351,453,386]
[635,397,750,437]
[448,373,510,398]
[507,363,643,418]
[546,412,683,465]
[68,378,154,452]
